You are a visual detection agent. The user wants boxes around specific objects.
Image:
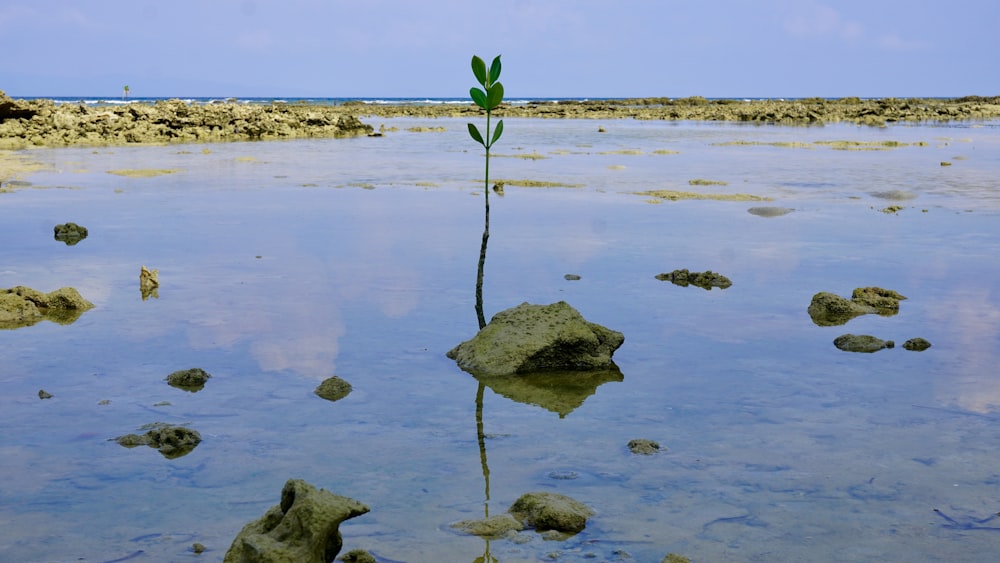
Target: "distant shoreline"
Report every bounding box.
[3,90,1000,149]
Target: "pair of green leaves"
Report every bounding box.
[468,55,504,149]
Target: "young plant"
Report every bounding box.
[468,55,504,329]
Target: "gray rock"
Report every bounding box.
[833,334,895,353]
[224,479,369,563]
[508,491,594,534]
[447,301,624,376]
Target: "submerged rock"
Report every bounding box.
[833,334,895,353]
[0,286,94,329]
[224,479,369,563]
[114,422,202,459]
[655,269,732,290]
[447,301,624,376]
[508,491,594,534]
[53,222,88,245]
[627,439,661,455]
[166,367,212,392]
[808,287,906,326]
[450,514,524,538]
[903,337,932,351]
[314,376,352,402]
[747,206,794,217]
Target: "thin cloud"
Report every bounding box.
[878,32,929,52]
[783,3,863,42]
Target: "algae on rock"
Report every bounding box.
[0,286,94,329]
[224,479,369,563]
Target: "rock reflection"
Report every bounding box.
[474,368,624,418]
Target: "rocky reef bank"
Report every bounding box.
[0,90,372,149]
[2,92,998,149]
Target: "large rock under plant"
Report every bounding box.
[224,479,369,563]
[0,286,94,329]
[447,301,624,376]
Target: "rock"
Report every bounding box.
[747,206,793,217]
[564,274,581,281]
[192,543,206,554]
[833,334,895,353]
[663,554,692,563]
[446,301,624,376]
[903,337,932,351]
[140,265,159,300]
[166,367,212,392]
[0,286,94,329]
[0,91,373,149]
[339,549,376,563]
[627,439,661,455]
[655,269,732,290]
[38,389,53,399]
[53,222,88,245]
[114,422,202,459]
[450,514,524,538]
[808,287,906,326]
[314,376,352,402]
[508,491,594,534]
[223,479,369,563]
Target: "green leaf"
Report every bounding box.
[470,87,487,110]
[489,55,502,84]
[486,82,504,110]
[467,123,485,146]
[471,56,487,86]
[490,119,504,146]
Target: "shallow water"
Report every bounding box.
[2,118,1000,562]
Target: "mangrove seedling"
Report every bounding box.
[468,55,504,329]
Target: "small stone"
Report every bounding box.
[315,376,353,402]
[53,222,88,245]
[191,542,206,554]
[833,334,894,353]
[38,389,53,399]
[166,367,212,392]
[98,399,111,405]
[564,274,581,281]
[903,337,932,351]
[627,439,661,455]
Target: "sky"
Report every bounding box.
[1,0,998,99]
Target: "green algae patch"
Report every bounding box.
[652,149,680,155]
[599,149,643,155]
[688,178,729,186]
[496,151,547,160]
[107,168,180,178]
[713,140,814,148]
[814,140,913,150]
[494,179,584,188]
[637,189,770,202]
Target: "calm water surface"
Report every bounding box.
[2,118,1000,562]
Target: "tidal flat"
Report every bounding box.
[2,116,1000,562]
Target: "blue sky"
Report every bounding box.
[2,0,997,98]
